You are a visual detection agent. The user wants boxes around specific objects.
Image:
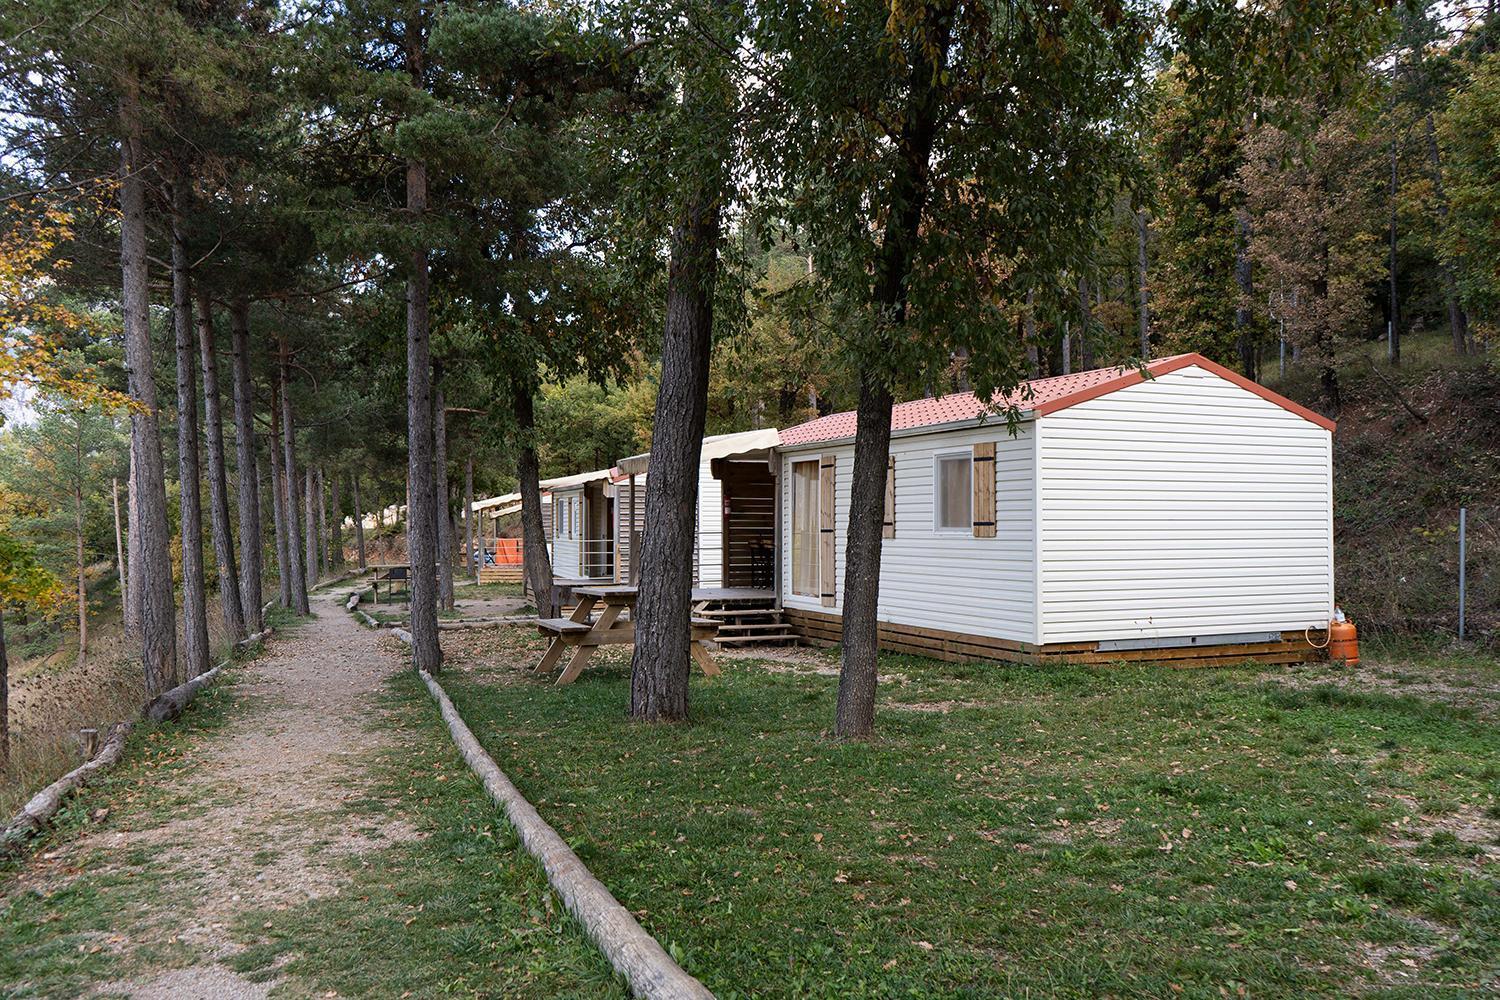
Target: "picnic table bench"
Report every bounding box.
[368,563,410,603]
[535,585,721,685]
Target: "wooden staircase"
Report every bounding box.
[695,599,800,649]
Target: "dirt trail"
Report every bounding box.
[8,587,415,998]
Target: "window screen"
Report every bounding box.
[935,454,972,531]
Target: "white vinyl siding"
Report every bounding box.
[550,487,581,577]
[780,422,1036,643]
[697,460,724,587]
[1036,364,1334,643]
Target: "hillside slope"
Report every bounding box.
[1268,337,1498,646]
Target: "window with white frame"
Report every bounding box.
[934,452,972,531]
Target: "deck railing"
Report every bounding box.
[578,537,616,580]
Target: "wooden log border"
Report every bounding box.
[3,627,275,851]
[377,617,714,999]
[2,721,133,851]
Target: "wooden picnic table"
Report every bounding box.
[534,585,721,686]
[368,563,411,604]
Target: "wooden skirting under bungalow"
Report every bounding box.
[478,565,523,584]
[782,608,1328,669]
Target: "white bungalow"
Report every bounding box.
[768,353,1337,667]
[615,428,781,588]
[541,467,619,582]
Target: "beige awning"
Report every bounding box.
[617,428,780,477]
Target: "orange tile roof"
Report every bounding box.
[777,353,1334,447]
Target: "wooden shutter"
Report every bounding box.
[882,456,896,538]
[972,442,996,538]
[819,454,836,606]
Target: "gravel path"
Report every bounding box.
[9,587,414,998]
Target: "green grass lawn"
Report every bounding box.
[435,629,1500,999]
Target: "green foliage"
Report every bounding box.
[1439,50,1500,335]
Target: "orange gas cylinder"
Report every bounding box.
[1328,619,1359,667]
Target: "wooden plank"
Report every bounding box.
[972,441,996,538]
[819,454,836,607]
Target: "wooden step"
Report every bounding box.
[694,606,781,619]
[715,621,798,633]
[715,633,800,646]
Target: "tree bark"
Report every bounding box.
[172,183,211,679]
[512,380,553,616]
[434,379,454,611]
[329,472,343,572]
[1425,113,1470,355]
[1388,138,1401,366]
[1076,276,1095,371]
[0,608,7,770]
[1135,208,1151,359]
[315,467,328,581]
[268,376,293,609]
[834,16,950,740]
[277,339,309,614]
[404,155,442,671]
[196,291,246,642]
[303,469,318,588]
[120,75,178,696]
[111,477,127,619]
[1234,210,1256,380]
[74,479,86,667]
[463,454,474,586]
[229,299,263,632]
[1023,289,1039,378]
[352,473,367,570]
[627,79,726,722]
[125,447,138,635]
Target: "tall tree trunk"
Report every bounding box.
[512,380,553,616]
[1425,113,1470,355]
[74,480,86,668]
[1234,211,1256,380]
[329,473,343,572]
[1023,289,1040,378]
[1135,208,1151,359]
[434,379,454,611]
[1076,276,1096,370]
[0,608,8,771]
[627,76,728,723]
[352,474,367,570]
[196,290,246,641]
[1388,138,1401,366]
[277,339,309,614]
[172,183,211,678]
[304,469,318,588]
[229,299,263,631]
[268,377,293,609]
[315,467,328,580]
[835,14,950,740]
[120,75,177,696]
[404,153,442,672]
[126,445,138,634]
[112,476,127,617]
[463,454,474,586]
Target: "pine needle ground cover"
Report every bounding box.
[437,628,1500,999]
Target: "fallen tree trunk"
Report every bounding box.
[2,721,133,850]
[235,628,273,652]
[417,667,714,1000]
[143,660,226,723]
